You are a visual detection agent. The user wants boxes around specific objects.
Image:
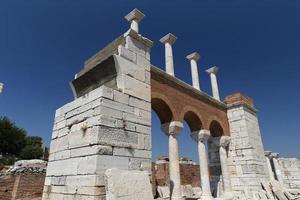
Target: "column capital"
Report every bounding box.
[191,130,211,142]
[264,151,272,157]
[161,121,183,137]
[125,8,145,23]
[271,152,280,158]
[219,136,231,148]
[206,66,219,74]
[159,33,177,45]
[186,52,200,61]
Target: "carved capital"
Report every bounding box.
[159,33,177,45]
[219,136,231,148]
[191,130,211,142]
[161,121,183,137]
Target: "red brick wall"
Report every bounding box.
[0,174,45,200]
[153,162,200,188]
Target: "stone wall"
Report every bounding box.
[43,30,153,199]
[277,158,300,189]
[225,93,269,199]
[0,174,45,200]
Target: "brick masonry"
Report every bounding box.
[0,174,45,200]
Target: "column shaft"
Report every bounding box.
[130,19,139,33]
[266,157,275,181]
[165,42,175,76]
[210,73,220,100]
[169,134,182,200]
[219,146,232,192]
[272,157,284,186]
[198,141,213,198]
[191,59,200,90]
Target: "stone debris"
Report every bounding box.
[256,181,300,200]
[1,159,47,175]
[105,168,153,200]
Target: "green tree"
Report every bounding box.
[0,117,27,156]
[19,136,44,159]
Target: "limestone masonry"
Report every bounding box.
[42,8,300,200]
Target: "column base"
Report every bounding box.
[171,197,184,200]
[199,195,214,200]
[220,192,235,200]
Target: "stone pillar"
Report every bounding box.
[271,153,285,186]
[265,151,276,181]
[191,130,213,200]
[206,66,220,101]
[0,82,3,94]
[160,33,177,76]
[219,136,234,199]
[125,8,145,33]
[161,121,183,200]
[186,52,201,90]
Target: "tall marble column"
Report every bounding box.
[191,130,213,200]
[160,33,177,76]
[125,8,145,33]
[265,151,276,181]
[186,52,201,90]
[161,121,183,200]
[206,66,220,101]
[0,82,3,94]
[219,136,234,199]
[271,153,285,186]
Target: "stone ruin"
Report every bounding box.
[42,8,300,200]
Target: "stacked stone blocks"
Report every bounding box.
[43,29,153,199]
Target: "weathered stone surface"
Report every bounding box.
[105,168,153,200]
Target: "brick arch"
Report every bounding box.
[151,92,178,124]
[209,120,224,137]
[206,115,229,136]
[179,106,203,132]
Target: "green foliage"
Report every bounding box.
[0,117,27,156]
[0,117,45,161]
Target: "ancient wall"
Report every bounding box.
[277,158,300,189]
[225,93,269,199]
[0,174,45,200]
[43,29,153,199]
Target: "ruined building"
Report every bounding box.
[42,9,300,200]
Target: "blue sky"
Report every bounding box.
[0,0,299,162]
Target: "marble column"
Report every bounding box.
[206,66,220,101]
[186,52,201,90]
[160,33,177,76]
[125,8,145,33]
[0,82,3,94]
[219,136,234,199]
[271,153,285,186]
[265,151,276,181]
[191,130,213,200]
[161,121,183,200]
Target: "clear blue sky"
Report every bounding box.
[1,1,299,162]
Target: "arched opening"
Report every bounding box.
[152,98,173,124]
[179,111,203,193]
[208,120,224,197]
[184,111,203,132]
[151,98,174,198]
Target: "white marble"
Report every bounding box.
[206,66,220,101]
[161,121,183,200]
[160,33,177,76]
[125,8,145,33]
[186,52,201,90]
[191,130,213,200]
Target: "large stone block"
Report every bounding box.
[105,168,153,200]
